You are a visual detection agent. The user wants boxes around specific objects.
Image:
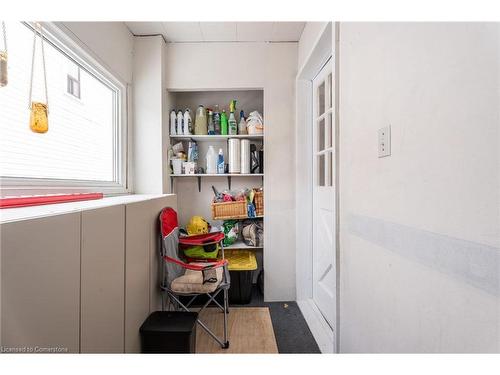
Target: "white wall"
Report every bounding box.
[298,22,329,71]
[60,22,134,84]
[338,23,500,352]
[132,36,168,194]
[166,42,298,301]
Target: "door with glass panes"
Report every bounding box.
[312,58,336,329]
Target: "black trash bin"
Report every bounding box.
[140,311,198,353]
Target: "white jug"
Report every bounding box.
[206,146,217,174]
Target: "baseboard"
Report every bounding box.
[297,299,334,353]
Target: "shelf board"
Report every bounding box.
[224,241,263,250]
[171,173,263,177]
[215,216,264,220]
[170,134,264,142]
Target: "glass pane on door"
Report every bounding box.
[327,151,333,186]
[318,154,325,186]
[326,113,332,149]
[318,118,325,151]
[328,73,333,109]
[318,81,325,115]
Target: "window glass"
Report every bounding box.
[318,154,325,186]
[0,22,117,182]
[318,81,325,115]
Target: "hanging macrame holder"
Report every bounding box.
[29,23,49,133]
[0,21,7,87]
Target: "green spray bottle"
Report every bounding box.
[228,100,238,135]
[221,110,228,135]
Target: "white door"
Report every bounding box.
[312,59,336,329]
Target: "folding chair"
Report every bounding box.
[159,207,230,349]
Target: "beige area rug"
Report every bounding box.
[196,307,278,353]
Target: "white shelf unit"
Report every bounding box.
[167,88,265,283]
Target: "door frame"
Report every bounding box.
[295,22,340,353]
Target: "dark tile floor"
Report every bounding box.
[231,287,321,354]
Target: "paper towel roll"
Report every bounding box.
[240,139,251,174]
[228,138,241,174]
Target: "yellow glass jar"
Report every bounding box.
[0,51,7,87]
[30,102,49,133]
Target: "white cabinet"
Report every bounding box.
[124,201,152,353]
[0,214,81,353]
[80,205,125,353]
[0,194,176,353]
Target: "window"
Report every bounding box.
[0,22,127,196]
[66,64,81,99]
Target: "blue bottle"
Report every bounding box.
[217,148,225,174]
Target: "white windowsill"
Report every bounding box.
[0,194,173,224]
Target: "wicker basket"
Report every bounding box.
[254,190,264,216]
[211,200,248,220]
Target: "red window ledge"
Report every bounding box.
[0,193,104,209]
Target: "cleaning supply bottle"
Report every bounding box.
[228,100,238,135]
[183,109,192,135]
[170,110,177,135]
[177,110,184,134]
[220,110,228,135]
[238,110,247,135]
[194,105,208,135]
[207,109,215,135]
[206,145,217,174]
[213,104,221,135]
[217,148,225,174]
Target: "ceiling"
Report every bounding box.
[125,22,306,43]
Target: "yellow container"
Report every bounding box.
[30,102,49,133]
[223,250,257,271]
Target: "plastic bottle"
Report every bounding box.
[213,104,221,135]
[177,110,184,134]
[170,110,177,135]
[194,105,208,135]
[206,145,217,174]
[183,109,192,135]
[220,110,228,135]
[207,109,215,135]
[238,110,247,135]
[228,100,238,135]
[217,148,225,174]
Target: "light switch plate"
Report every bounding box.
[378,126,391,158]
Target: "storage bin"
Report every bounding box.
[254,190,264,216]
[225,250,258,304]
[140,311,197,353]
[212,200,247,220]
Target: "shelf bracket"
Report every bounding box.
[197,176,202,192]
[227,176,232,190]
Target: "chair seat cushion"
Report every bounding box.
[170,266,223,294]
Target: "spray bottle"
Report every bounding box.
[228,100,238,135]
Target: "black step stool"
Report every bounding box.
[140,311,198,353]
